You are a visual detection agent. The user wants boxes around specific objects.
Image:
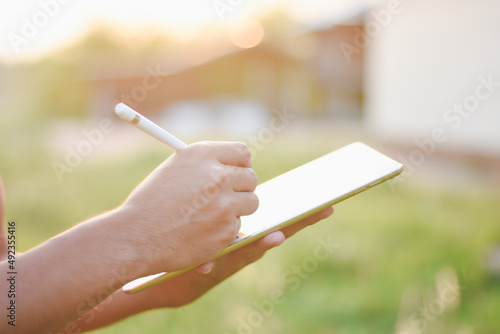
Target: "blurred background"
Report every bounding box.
[1,0,499,333]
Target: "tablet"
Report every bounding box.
[123,142,403,294]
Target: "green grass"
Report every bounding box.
[2,120,500,333]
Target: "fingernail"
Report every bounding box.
[199,263,214,274]
[200,268,212,274]
[272,235,285,248]
[324,207,334,218]
[201,266,212,274]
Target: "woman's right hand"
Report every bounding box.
[116,141,259,277]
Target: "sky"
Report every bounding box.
[0,0,371,64]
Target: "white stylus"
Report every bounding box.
[114,102,187,150]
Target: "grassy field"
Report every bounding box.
[2,119,500,333]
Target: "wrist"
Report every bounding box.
[97,207,153,281]
[113,200,191,276]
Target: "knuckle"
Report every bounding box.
[234,142,251,161]
[222,232,235,245]
[215,198,233,218]
[191,141,218,157]
[178,142,202,160]
[247,193,259,213]
[190,141,210,156]
[247,169,258,190]
[210,166,230,187]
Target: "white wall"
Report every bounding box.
[365,0,500,156]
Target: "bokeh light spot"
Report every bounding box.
[228,19,264,49]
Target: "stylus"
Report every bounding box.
[114,102,187,151]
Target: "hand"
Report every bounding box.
[140,207,334,309]
[116,141,259,277]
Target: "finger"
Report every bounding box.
[253,231,286,250]
[281,207,334,239]
[209,141,252,167]
[231,192,259,216]
[196,261,215,274]
[231,231,285,259]
[225,231,286,268]
[225,166,258,192]
[229,209,332,268]
[244,232,285,263]
[234,217,241,239]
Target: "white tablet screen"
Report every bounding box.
[236,142,403,240]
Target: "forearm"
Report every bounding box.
[62,266,242,333]
[63,209,334,332]
[0,209,146,334]
[61,253,256,332]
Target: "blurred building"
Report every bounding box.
[365,0,500,158]
[84,0,499,162]
[84,18,365,127]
